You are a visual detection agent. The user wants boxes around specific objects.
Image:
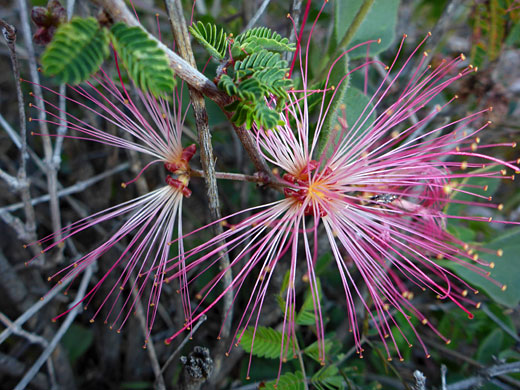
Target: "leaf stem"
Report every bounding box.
[334,0,375,55]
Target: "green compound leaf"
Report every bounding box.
[218,74,239,96]
[311,366,344,390]
[234,50,286,74]
[303,339,333,363]
[41,17,110,84]
[217,28,294,130]
[254,102,285,129]
[110,23,175,97]
[262,371,305,390]
[239,326,294,360]
[232,26,296,58]
[296,278,323,326]
[189,21,229,60]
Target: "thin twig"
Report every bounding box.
[0,112,46,172]
[14,264,94,390]
[162,1,234,383]
[441,364,447,390]
[0,162,130,214]
[0,312,49,347]
[0,167,22,190]
[96,0,225,103]
[52,0,75,166]
[18,0,63,250]
[0,106,22,149]
[425,338,520,389]
[1,18,39,248]
[294,337,309,390]
[0,352,49,390]
[190,168,267,184]
[284,0,303,63]
[243,0,271,31]
[447,361,520,390]
[132,288,166,390]
[413,370,427,390]
[0,269,72,345]
[160,314,207,375]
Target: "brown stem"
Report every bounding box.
[190,169,268,184]
[162,0,234,382]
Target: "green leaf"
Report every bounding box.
[296,278,323,325]
[234,50,286,74]
[304,339,333,363]
[311,366,344,390]
[239,326,294,360]
[444,227,520,308]
[445,166,501,217]
[61,324,94,363]
[476,328,504,363]
[232,27,296,58]
[110,23,175,97]
[324,85,376,158]
[189,21,229,60]
[506,21,520,46]
[262,371,305,390]
[334,0,400,59]
[255,102,284,130]
[218,29,293,130]
[41,17,110,84]
[219,74,239,96]
[314,54,349,156]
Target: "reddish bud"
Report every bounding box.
[31,0,66,45]
[181,144,197,163]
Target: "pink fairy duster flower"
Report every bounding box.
[160,31,519,375]
[25,60,196,343]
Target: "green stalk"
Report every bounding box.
[337,0,375,51]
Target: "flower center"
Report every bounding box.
[282,160,332,216]
[164,144,196,198]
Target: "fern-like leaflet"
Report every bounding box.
[41,17,109,84]
[190,22,295,130]
[110,23,175,97]
[188,21,229,60]
[239,326,294,360]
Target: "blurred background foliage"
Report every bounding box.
[0,0,520,389]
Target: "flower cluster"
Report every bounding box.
[159,33,518,376]
[28,8,519,377]
[26,63,195,343]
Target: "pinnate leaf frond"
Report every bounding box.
[110,23,175,97]
[41,17,110,84]
[189,21,229,60]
